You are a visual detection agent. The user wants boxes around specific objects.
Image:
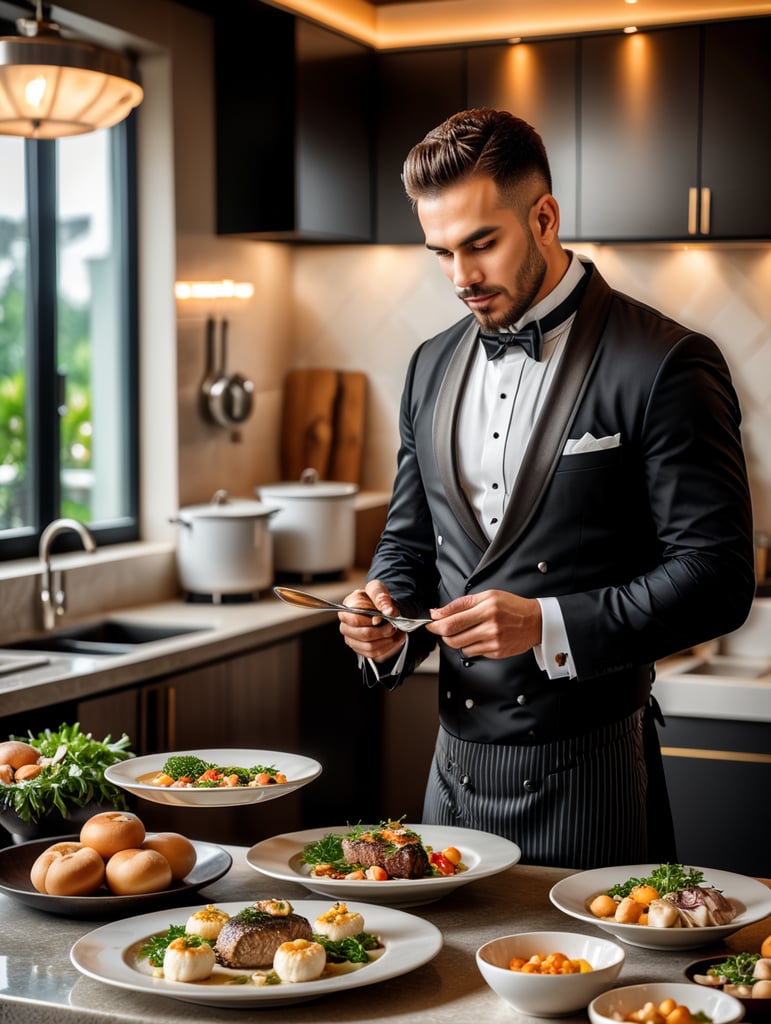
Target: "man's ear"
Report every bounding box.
[531,193,560,243]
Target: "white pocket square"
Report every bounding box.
[563,432,621,455]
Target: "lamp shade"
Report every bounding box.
[0,19,143,139]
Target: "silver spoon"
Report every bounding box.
[273,586,432,633]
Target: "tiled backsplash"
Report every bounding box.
[293,243,771,536]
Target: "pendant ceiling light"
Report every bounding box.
[0,1,143,139]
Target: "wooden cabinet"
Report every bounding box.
[700,17,771,239]
[579,18,771,241]
[215,4,373,241]
[662,715,771,877]
[374,48,467,243]
[579,27,701,241]
[467,39,578,239]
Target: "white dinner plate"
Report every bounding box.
[70,898,443,1008]
[246,824,522,907]
[104,748,322,807]
[549,863,771,950]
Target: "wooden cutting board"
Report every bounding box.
[280,369,367,483]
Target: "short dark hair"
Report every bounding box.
[402,108,553,210]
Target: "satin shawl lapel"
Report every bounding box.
[432,318,489,552]
[473,267,614,578]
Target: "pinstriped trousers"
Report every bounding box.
[422,708,651,869]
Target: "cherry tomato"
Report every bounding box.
[429,851,456,876]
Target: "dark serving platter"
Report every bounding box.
[0,835,231,919]
[685,956,771,1020]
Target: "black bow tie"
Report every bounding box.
[479,324,543,361]
[478,269,591,363]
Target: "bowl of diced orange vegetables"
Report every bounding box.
[476,930,625,1016]
[588,982,745,1024]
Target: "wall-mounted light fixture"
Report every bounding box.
[0,0,143,139]
[174,280,255,301]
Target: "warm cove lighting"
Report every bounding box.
[0,1,142,139]
[175,280,255,300]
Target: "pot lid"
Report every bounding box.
[178,491,277,520]
[257,480,358,499]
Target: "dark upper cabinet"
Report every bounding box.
[467,39,578,240]
[579,18,771,241]
[215,4,373,241]
[700,17,771,239]
[374,48,467,244]
[579,27,701,241]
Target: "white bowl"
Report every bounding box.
[588,982,745,1024]
[476,930,625,1017]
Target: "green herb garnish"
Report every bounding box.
[709,953,760,986]
[0,722,133,824]
[312,931,380,964]
[607,863,706,899]
[138,925,188,967]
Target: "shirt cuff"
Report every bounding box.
[358,635,410,683]
[534,597,576,679]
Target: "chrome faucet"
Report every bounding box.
[39,518,97,630]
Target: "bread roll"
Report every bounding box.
[105,848,172,895]
[142,832,196,880]
[80,811,145,858]
[0,740,40,770]
[31,841,105,896]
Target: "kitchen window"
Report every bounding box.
[0,116,138,560]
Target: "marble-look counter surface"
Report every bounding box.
[1,847,769,1024]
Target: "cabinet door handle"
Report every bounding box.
[700,187,711,235]
[687,187,698,235]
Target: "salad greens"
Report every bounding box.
[0,722,133,823]
[606,863,706,899]
[708,953,761,986]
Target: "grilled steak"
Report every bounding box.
[342,831,429,879]
[214,909,312,968]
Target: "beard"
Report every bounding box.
[457,231,547,332]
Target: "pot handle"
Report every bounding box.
[167,516,192,529]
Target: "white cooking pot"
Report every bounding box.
[170,490,277,597]
[256,469,358,575]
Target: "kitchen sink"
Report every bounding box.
[0,620,211,657]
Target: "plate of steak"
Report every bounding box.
[247,824,522,907]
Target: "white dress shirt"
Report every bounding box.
[456,254,587,679]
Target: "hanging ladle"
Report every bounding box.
[273,586,433,633]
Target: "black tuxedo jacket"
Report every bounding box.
[366,263,755,744]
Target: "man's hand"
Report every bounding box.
[338,580,407,662]
[426,590,542,659]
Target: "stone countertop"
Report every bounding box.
[0,575,367,718]
[2,847,769,1024]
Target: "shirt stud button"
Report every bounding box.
[516,694,527,706]
[537,561,549,573]
[437,535,443,545]
[465,698,474,709]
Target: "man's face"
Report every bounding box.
[417,174,548,332]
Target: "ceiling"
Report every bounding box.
[265,0,771,48]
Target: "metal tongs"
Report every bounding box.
[273,586,432,633]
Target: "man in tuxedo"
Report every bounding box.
[339,109,755,868]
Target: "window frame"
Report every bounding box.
[0,114,140,561]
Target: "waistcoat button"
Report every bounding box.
[537,561,549,573]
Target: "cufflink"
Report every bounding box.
[555,652,568,667]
